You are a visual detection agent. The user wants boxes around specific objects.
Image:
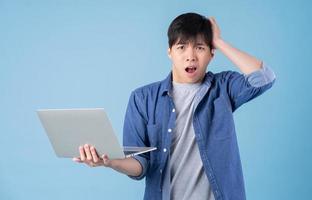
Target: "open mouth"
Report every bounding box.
[185,66,197,73]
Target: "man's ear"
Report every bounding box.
[167,48,172,59]
[211,48,215,58]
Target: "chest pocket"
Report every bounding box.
[211,95,235,140]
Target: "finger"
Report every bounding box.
[208,19,215,28]
[79,146,86,161]
[90,146,99,163]
[72,157,83,163]
[84,144,93,162]
[102,154,110,166]
[102,154,108,160]
[208,17,216,25]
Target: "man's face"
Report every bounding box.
[168,35,214,83]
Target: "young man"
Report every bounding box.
[73,13,276,200]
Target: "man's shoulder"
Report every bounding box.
[211,70,241,78]
[133,80,163,92]
[131,80,164,100]
[208,70,243,84]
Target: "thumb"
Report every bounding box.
[72,157,83,163]
[102,155,111,166]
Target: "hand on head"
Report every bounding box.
[207,16,222,49]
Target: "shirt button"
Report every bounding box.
[160,169,162,174]
[172,108,175,112]
[163,148,167,152]
[168,128,172,133]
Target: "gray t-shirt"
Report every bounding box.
[164,81,215,200]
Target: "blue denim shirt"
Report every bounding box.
[123,63,276,200]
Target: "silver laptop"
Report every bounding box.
[37,108,156,159]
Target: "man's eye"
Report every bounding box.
[197,46,205,50]
[177,46,184,49]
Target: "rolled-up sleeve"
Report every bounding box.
[123,91,149,180]
[222,62,276,111]
[127,155,149,180]
[245,62,276,87]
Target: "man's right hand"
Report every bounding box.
[72,144,143,177]
[72,144,113,168]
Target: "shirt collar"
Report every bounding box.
[160,71,213,96]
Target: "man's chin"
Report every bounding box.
[172,70,205,83]
[185,73,205,83]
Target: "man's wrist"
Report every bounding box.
[213,38,225,49]
[108,159,119,169]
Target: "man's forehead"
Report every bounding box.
[175,35,207,45]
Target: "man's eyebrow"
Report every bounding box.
[175,41,207,45]
[176,41,187,45]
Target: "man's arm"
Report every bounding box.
[102,154,142,176]
[207,17,276,111]
[73,144,142,177]
[208,17,263,75]
[73,91,148,179]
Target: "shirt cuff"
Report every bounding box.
[127,155,148,180]
[245,62,276,87]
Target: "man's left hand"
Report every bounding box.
[208,17,222,49]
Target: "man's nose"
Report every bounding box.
[186,48,196,62]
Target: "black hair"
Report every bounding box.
[167,13,213,49]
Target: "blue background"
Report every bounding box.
[1,0,311,199]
